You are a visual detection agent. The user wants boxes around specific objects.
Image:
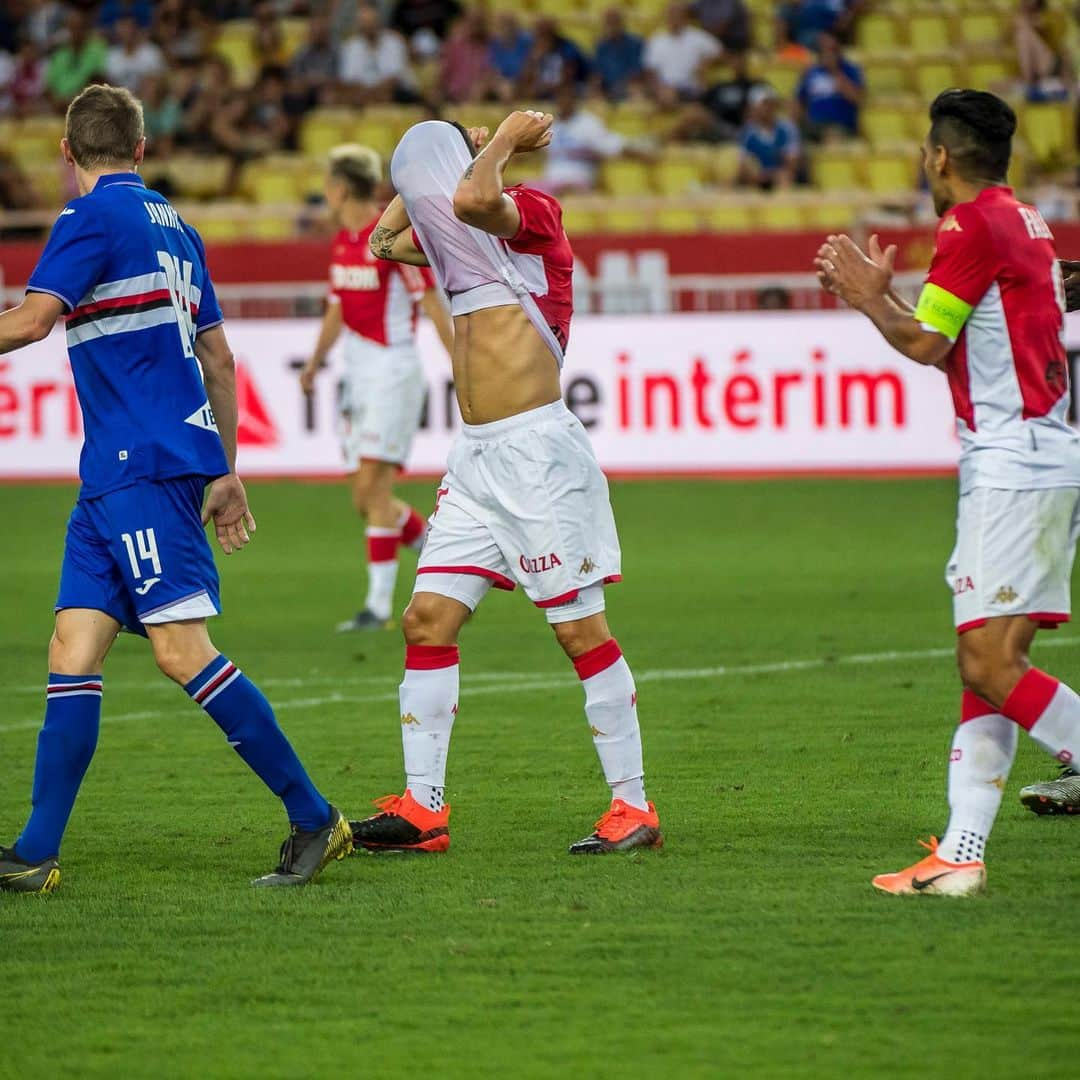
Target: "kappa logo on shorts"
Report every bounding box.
[519,552,563,574]
[580,557,597,575]
[994,586,1019,604]
[401,712,419,726]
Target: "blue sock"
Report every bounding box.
[15,674,103,863]
[185,655,330,830]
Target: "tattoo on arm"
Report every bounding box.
[462,149,487,181]
[370,225,397,260]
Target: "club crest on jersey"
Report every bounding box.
[519,552,563,574]
[184,402,218,432]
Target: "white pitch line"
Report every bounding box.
[2,636,1077,735]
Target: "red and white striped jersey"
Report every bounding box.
[328,219,434,347]
[920,185,1080,492]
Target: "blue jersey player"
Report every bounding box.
[0,84,352,892]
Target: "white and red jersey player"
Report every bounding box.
[912,186,1080,632]
[329,218,436,467]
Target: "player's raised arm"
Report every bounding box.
[194,324,256,554]
[0,292,65,353]
[452,110,553,239]
[369,194,429,266]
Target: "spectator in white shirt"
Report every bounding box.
[338,2,417,104]
[644,2,722,103]
[105,16,164,92]
[541,84,627,194]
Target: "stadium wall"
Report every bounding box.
[4,308,1050,481]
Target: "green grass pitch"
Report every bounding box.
[1,477,1077,1078]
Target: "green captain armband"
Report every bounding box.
[913,282,972,342]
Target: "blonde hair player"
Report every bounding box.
[348,111,663,856]
[300,144,454,632]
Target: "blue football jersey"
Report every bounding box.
[27,173,229,498]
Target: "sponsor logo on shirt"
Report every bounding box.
[330,263,380,291]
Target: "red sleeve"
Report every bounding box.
[506,186,563,254]
[925,202,1000,305]
[411,227,424,254]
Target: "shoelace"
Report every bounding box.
[373,794,404,816]
[275,829,298,873]
[593,804,628,838]
[917,836,940,855]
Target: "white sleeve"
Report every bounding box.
[642,34,660,72]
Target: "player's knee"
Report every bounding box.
[401,595,458,646]
[956,641,1019,704]
[552,613,611,659]
[152,637,194,684]
[49,627,106,675]
[351,481,374,516]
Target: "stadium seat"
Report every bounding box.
[705,202,756,232]
[753,200,807,231]
[280,17,308,60]
[861,102,917,145]
[956,11,1007,47]
[164,155,232,199]
[299,111,351,158]
[602,159,653,197]
[913,59,963,100]
[10,118,64,166]
[709,145,742,185]
[864,60,912,96]
[600,206,652,233]
[193,214,245,242]
[652,158,705,196]
[213,23,257,86]
[607,104,655,140]
[252,214,295,240]
[856,12,902,53]
[806,200,857,230]
[654,207,703,233]
[908,12,953,53]
[967,58,1014,91]
[1020,103,1076,167]
[249,169,301,204]
[813,150,863,192]
[755,61,802,99]
[348,121,400,160]
[865,152,916,195]
[559,203,599,234]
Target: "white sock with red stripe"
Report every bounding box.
[398,505,427,552]
[938,691,1017,864]
[400,644,458,812]
[1000,667,1080,767]
[573,639,647,811]
[365,527,400,620]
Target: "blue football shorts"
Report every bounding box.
[56,476,221,636]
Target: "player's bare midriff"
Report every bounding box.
[451,304,562,425]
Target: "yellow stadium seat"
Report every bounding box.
[348,121,399,160]
[864,60,912,96]
[813,152,863,192]
[957,12,1007,47]
[861,103,916,145]
[250,170,300,204]
[967,58,1013,91]
[753,12,776,50]
[806,200,857,230]
[602,160,653,196]
[754,200,807,231]
[1021,103,1076,167]
[908,12,953,53]
[194,215,245,242]
[654,207,703,233]
[25,164,65,206]
[705,202,756,232]
[865,153,916,195]
[213,24,257,86]
[913,59,963,99]
[652,158,705,196]
[252,214,295,240]
[560,204,599,234]
[280,17,308,60]
[607,105,654,140]
[299,111,351,158]
[601,206,652,233]
[709,145,742,185]
[857,12,902,52]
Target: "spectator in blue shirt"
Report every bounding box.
[777,0,856,53]
[737,85,803,189]
[796,33,864,139]
[594,8,645,101]
[489,11,532,97]
[521,17,590,99]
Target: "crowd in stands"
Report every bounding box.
[0,0,1077,225]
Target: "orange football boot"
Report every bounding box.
[350,791,450,853]
[569,799,663,854]
[871,837,986,897]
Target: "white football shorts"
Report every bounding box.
[947,486,1080,633]
[415,399,622,621]
[340,332,426,468]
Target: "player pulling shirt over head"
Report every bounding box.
[0,84,350,893]
[348,112,663,856]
